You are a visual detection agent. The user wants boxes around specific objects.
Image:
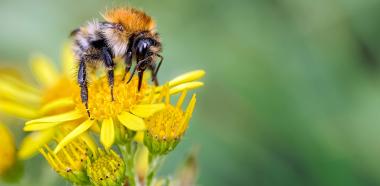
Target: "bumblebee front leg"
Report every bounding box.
[102,47,115,101]
[148,63,159,86]
[78,58,90,117]
[122,48,132,81]
[149,54,164,86]
[138,70,144,91]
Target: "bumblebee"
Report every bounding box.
[70,7,163,117]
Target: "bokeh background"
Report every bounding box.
[1,0,380,185]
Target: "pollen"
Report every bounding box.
[145,105,185,141]
[75,75,147,120]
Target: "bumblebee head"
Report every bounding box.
[133,32,161,60]
[101,7,157,56]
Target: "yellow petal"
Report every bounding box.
[100,118,115,149]
[169,82,204,95]
[39,97,74,115]
[118,112,146,131]
[54,119,95,153]
[0,100,38,119]
[24,110,82,131]
[79,132,98,157]
[181,94,197,132]
[0,74,40,95]
[168,70,205,87]
[90,122,101,133]
[135,145,149,179]
[24,121,62,131]
[30,55,59,87]
[176,90,188,108]
[134,131,145,143]
[0,79,40,104]
[61,43,76,77]
[18,129,55,160]
[26,110,82,125]
[130,103,165,118]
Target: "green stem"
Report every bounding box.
[118,141,137,186]
[147,154,164,186]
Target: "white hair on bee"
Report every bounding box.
[101,28,128,57]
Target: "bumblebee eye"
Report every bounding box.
[115,24,124,31]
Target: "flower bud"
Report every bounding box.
[144,90,196,155]
[39,138,91,185]
[87,149,126,186]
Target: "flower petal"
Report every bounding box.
[24,121,62,131]
[0,79,40,104]
[0,74,40,95]
[26,110,82,125]
[18,129,55,159]
[30,55,59,87]
[118,112,146,131]
[130,103,165,118]
[168,70,205,87]
[169,82,204,95]
[134,131,145,143]
[0,100,38,119]
[181,94,197,132]
[54,119,95,153]
[176,90,188,108]
[24,110,82,131]
[39,97,74,115]
[100,118,115,149]
[61,43,76,77]
[79,132,98,157]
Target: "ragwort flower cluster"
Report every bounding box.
[0,44,204,186]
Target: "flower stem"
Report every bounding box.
[147,154,164,186]
[118,141,137,186]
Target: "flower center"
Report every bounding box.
[145,105,185,141]
[75,75,147,120]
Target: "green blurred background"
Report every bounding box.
[1,0,380,185]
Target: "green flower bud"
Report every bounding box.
[87,149,126,186]
[144,91,196,155]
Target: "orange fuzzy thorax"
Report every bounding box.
[103,8,156,34]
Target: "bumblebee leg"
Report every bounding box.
[150,54,164,86]
[127,57,146,84]
[78,58,90,117]
[122,49,132,81]
[128,57,150,90]
[148,63,159,86]
[137,70,144,91]
[154,54,164,78]
[102,47,115,101]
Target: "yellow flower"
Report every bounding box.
[39,131,96,185]
[0,123,16,176]
[144,86,197,155]
[25,69,204,153]
[0,45,78,159]
[0,43,205,157]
